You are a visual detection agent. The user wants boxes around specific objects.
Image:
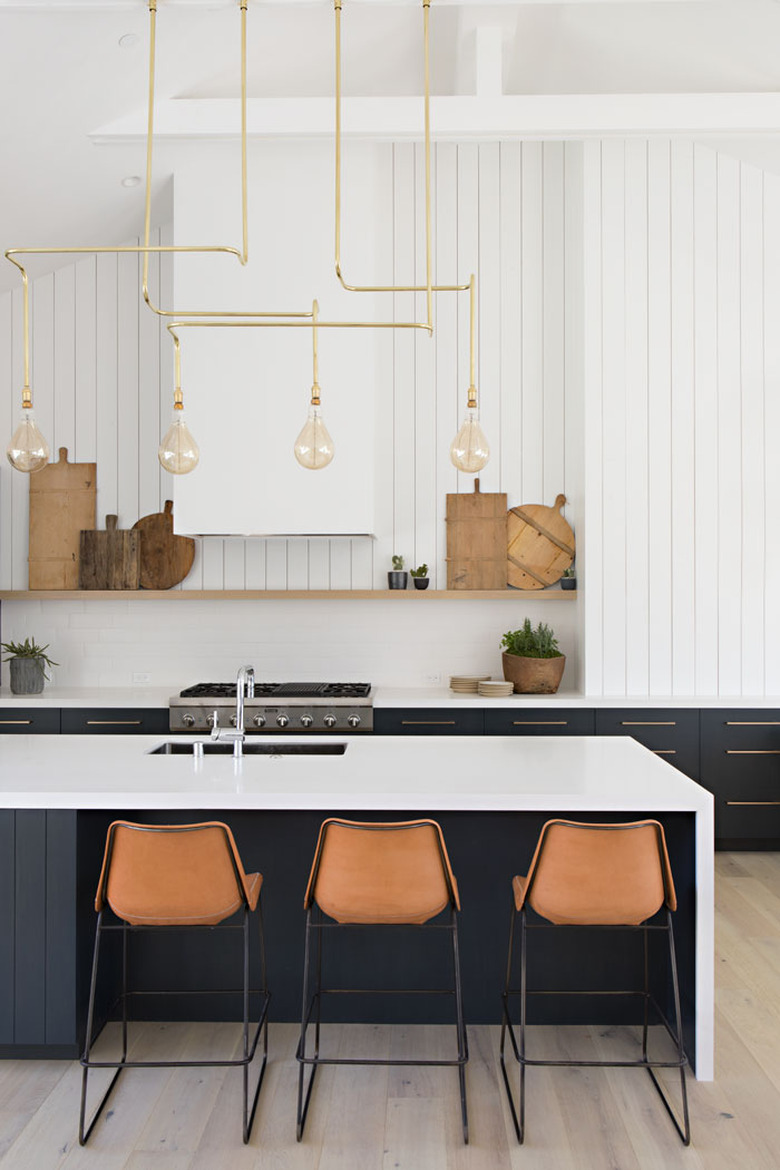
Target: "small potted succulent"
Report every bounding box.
[560,566,576,591]
[1,637,58,695]
[387,555,408,590]
[410,563,430,591]
[500,619,565,694]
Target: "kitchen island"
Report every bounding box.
[0,733,713,1078]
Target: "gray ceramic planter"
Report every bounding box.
[9,657,45,695]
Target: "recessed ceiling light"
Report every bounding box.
[118,33,140,50]
[121,176,142,189]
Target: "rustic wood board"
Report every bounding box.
[132,500,195,590]
[28,447,96,590]
[79,516,140,590]
[507,493,575,590]
[446,480,508,590]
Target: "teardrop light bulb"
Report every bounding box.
[158,410,200,475]
[6,407,50,473]
[294,404,334,470]
[450,407,489,473]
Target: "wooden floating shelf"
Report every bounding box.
[0,589,577,601]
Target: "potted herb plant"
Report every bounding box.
[387,555,408,590]
[500,619,565,694]
[1,637,58,695]
[410,563,429,591]
[560,566,576,591]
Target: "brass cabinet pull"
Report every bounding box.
[621,721,676,726]
[725,721,780,726]
[401,720,456,726]
[0,719,32,725]
[725,750,780,755]
[512,721,568,726]
[652,749,677,755]
[726,801,780,806]
[85,720,143,726]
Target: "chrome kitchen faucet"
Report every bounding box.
[210,664,255,757]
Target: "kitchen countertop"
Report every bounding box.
[1,684,779,709]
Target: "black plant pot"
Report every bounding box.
[560,577,576,591]
[387,571,408,590]
[413,578,429,590]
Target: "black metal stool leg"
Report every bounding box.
[450,909,469,1144]
[242,899,270,1143]
[645,912,691,1145]
[296,908,318,1142]
[79,913,125,1146]
[499,903,523,1142]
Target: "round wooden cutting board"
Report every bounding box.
[507,493,575,590]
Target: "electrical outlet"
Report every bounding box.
[132,672,152,685]
[424,672,442,685]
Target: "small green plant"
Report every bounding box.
[561,566,576,579]
[501,620,562,660]
[410,563,429,579]
[1,638,58,679]
[391,555,404,571]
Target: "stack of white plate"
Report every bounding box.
[477,679,515,697]
[449,674,491,693]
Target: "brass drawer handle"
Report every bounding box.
[621,721,676,727]
[512,721,568,726]
[726,801,780,806]
[0,719,32,725]
[652,749,677,755]
[725,721,780,726]
[85,720,143,726]
[725,750,780,755]
[401,720,456,726]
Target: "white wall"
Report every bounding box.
[583,139,780,696]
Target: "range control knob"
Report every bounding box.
[276,714,290,728]
[347,714,362,729]
[300,714,314,728]
[182,713,195,728]
[229,714,238,727]
[323,714,337,729]
[207,710,219,729]
[252,714,266,728]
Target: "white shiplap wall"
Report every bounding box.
[0,142,581,593]
[583,139,780,696]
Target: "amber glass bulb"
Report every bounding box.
[158,409,199,475]
[6,407,50,473]
[450,407,489,473]
[294,404,334,470]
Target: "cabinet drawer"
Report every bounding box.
[484,708,595,736]
[0,708,60,734]
[595,709,699,779]
[374,708,484,736]
[701,710,780,753]
[61,708,169,735]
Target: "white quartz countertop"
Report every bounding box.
[0,732,713,813]
[0,684,778,710]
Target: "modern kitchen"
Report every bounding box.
[1,0,779,1167]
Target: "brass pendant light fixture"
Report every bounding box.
[4,0,489,477]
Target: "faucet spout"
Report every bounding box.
[235,664,255,738]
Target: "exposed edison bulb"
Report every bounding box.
[294,403,334,470]
[158,408,200,475]
[7,407,50,473]
[450,406,489,473]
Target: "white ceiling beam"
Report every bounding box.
[91,93,780,142]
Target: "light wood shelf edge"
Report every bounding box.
[0,589,577,601]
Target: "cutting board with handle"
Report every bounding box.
[507,493,575,590]
[446,479,508,590]
[132,500,195,590]
[28,447,96,590]
[79,515,140,590]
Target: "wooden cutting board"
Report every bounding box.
[133,500,195,590]
[446,480,508,590]
[79,516,140,590]
[29,447,96,590]
[507,493,575,590]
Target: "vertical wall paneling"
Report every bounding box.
[74,256,97,464]
[286,540,309,590]
[413,141,438,576]
[308,540,330,591]
[265,539,287,590]
[498,142,522,506]
[520,143,544,503]
[350,537,374,589]
[0,812,14,1043]
[201,538,225,591]
[582,141,604,696]
[0,292,13,590]
[456,144,479,503]
[116,248,140,528]
[434,143,459,589]
[563,143,585,693]
[95,252,119,522]
[10,288,28,590]
[670,140,696,695]
[764,172,780,695]
[244,539,267,591]
[392,143,417,570]
[329,538,351,591]
[138,228,162,521]
[542,143,566,505]
[223,539,246,592]
[692,144,719,695]
[53,264,76,458]
[476,142,501,498]
[14,811,46,1044]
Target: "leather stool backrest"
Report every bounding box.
[304,818,459,924]
[95,820,260,927]
[521,819,676,926]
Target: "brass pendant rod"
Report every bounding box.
[167,318,432,334]
[311,300,321,405]
[467,273,477,408]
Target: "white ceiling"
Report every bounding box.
[1,0,780,291]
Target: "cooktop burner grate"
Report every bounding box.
[178,682,371,700]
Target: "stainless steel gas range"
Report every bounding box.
[169,681,373,733]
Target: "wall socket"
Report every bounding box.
[132,672,152,685]
[424,672,442,685]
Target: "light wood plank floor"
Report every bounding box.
[1,851,779,1169]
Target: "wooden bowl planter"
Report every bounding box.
[501,652,566,695]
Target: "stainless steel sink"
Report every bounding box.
[148,740,347,756]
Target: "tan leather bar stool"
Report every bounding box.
[296,818,468,1142]
[500,819,690,1145]
[79,820,270,1146]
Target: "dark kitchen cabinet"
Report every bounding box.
[700,710,780,846]
[483,708,595,736]
[60,708,169,735]
[0,707,60,734]
[374,708,484,735]
[595,709,699,779]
